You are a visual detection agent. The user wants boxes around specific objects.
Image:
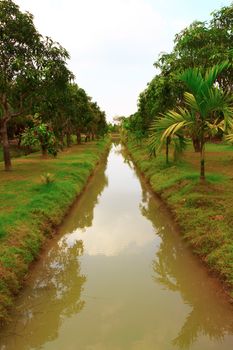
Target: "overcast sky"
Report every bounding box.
[15,0,231,121]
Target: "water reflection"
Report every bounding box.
[0,239,85,350]
[59,143,156,257]
[139,185,233,349]
[59,156,109,235]
[0,153,110,350]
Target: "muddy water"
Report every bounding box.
[1,143,233,350]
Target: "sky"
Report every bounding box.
[15,0,232,122]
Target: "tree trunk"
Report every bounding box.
[17,135,22,149]
[200,138,205,181]
[41,144,47,157]
[0,120,12,171]
[166,137,169,164]
[66,133,71,147]
[151,148,156,158]
[59,135,64,150]
[77,130,81,144]
[91,132,95,141]
[85,134,90,142]
[61,132,66,148]
[1,94,12,171]
[25,145,32,155]
[192,136,201,152]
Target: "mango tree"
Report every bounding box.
[0,0,43,170]
[21,114,59,157]
[0,0,71,170]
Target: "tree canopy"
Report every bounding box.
[123,3,233,142]
[0,0,107,170]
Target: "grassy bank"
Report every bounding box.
[0,139,110,322]
[126,138,233,297]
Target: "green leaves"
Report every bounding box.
[148,107,192,155]
[183,92,199,113]
[0,0,42,88]
[0,1,107,169]
[149,62,233,179]
[21,114,59,157]
[150,108,193,139]
[205,61,230,86]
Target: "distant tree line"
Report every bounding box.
[0,0,107,170]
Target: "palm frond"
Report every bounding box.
[205,118,224,136]
[205,61,229,87]
[180,63,229,112]
[179,68,204,97]
[202,89,233,131]
[183,92,200,113]
[148,108,194,153]
[224,116,233,134]
[225,133,233,143]
[202,88,226,113]
[149,62,233,160]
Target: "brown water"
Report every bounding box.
[1,143,233,350]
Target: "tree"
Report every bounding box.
[21,114,59,157]
[0,0,43,170]
[142,4,233,154]
[68,85,88,144]
[28,37,73,146]
[173,17,233,91]
[0,1,74,170]
[149,63,233,181]
[134,72,184,140]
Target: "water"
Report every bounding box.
[0,143,233,350]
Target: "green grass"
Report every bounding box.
[0,138,110,322]
[205,142,233,152]
[126,138,233,297]
[185,140,233,152]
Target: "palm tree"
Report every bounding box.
[148,109,188,163]
[149,62,233,181]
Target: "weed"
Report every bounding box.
[40,173,55,184]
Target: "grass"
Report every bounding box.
[126,138,233,297]
[0,138,110,323]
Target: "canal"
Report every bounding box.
[0,143,233,349]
